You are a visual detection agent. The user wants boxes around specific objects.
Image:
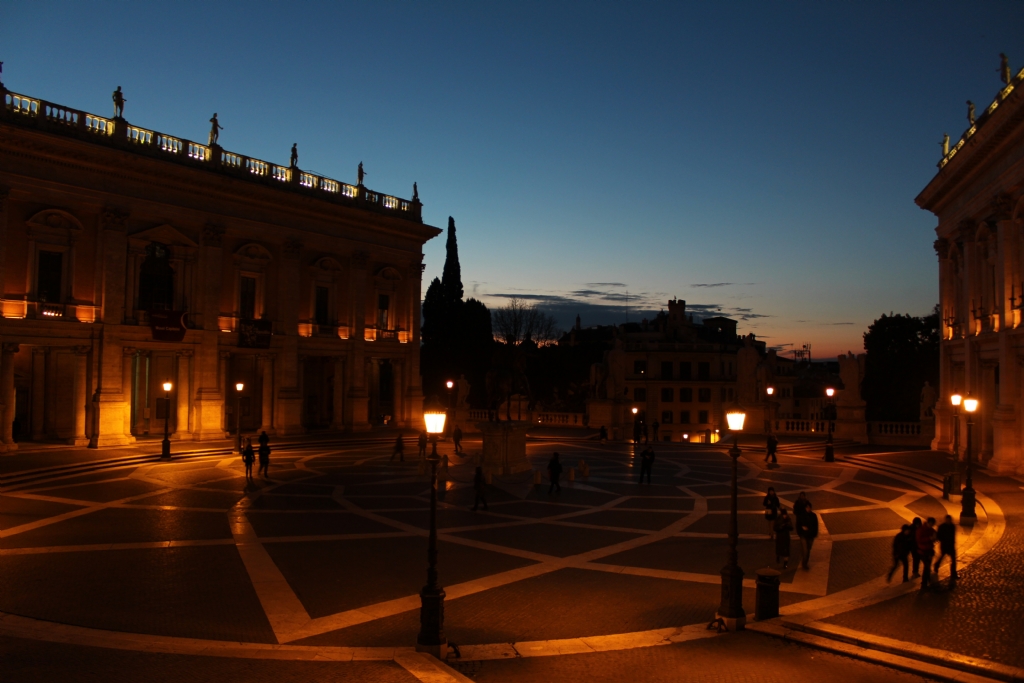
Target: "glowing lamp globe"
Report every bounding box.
[423,397,447,435]
[766,386,774,396]
[826,387,835,398]
[235,382,244,392]
[963,397,979,413]
[446,380,454,389]
[726,411,746,432]
[162,382,172,392]
[951,393,962,407]
[631,407,638,415]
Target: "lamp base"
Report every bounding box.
[414,640,448,660]
[714,612,746,632]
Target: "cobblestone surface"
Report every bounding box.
[827,470,1024,669]
[0,636,417,683]
[449,631,933,682]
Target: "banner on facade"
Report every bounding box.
[238,319,273,348]
[149,310,187,342]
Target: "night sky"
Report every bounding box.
[3,1,1023,357]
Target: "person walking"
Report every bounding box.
[638,446,655,484]
[934,514,958,585]
[917,517,937,591]
[547,452,563,494]
[793,491,809,520]
[886,525,913,583]
[257,436,271,478]
[764,434,778,464]
[241,438,255,480]
[796,500,819,569]
[390,434,405,462]
[763,487,781,538]
[599,425,608,443]
[909,517,923,578]
[417,430,428,459]
[652,420,660,442]
[642,422,649,444]
[453,425,463,455]
[633,421,641,445]
[773,507,793,568]
[471,466,488,511]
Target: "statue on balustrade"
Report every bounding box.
[112,86,125,118]
[413,182,419,202]
[999,53,1011,86]
[358,162,366,186]
[940,133,949,157]
[290,143,298,168]
[967,101,976,126]
[209,113,223,146]
[920,381,937,420]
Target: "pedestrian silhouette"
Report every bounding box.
[638,446,654,484]
[547,452,563,494]
[242,437,255,479]
[390,434,405,462]
[934,514,958,586]
[453,425,463,454]
[764,434,778,464]
[909,517,923,578]
[471,466,488,511]
[774,507,793,568]
[418,430,428,459]
[796,500,819,569]
[917,517,937,591]
[257,433,270,478]
[763,486,780,538]
[886,524,913,583]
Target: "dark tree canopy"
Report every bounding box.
[492,298,558,346]
[442,216,463,302]
[861,306,939,421]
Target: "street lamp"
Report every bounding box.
[417,396,447,658]
[960,395,979,525]
[234,382,245,453]
[766,386,775,434]
[715,409,746,631]
[823,387,836,462]
[445,380,455,436]
[161,381,173,458]
[950,392,962,463]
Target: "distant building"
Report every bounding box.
[920,64,1024,473]
[0,83,439,450]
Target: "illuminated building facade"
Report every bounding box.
[0,84,439,450]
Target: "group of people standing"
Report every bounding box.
[887,515,958,590]
[762,488,819,569]
[241,431,272,480]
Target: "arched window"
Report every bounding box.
[138,243,175,311]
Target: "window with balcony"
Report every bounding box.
[661,387,673,402]
[36,250,63,303]
[240,276,257,320]
[315,286,330,326]
[698,388,712,403]
[138,243,175,311]
[377,294,390,329]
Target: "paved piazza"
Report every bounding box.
[0,437,1001,681]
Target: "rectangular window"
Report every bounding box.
[315,286,330,326]
[679,362,691,380]
[680,410,691,425]
[661,361,673,380]
[698,410,709,424]
[239,276,257,320]
[661,410,673,424]
[633,360,647,375]
[720,387,727,401]
[377,294,390,329]
[728,388,734,401]
[697,362,710,380]
[680,387,693,403]
[661,387,673,402]
[698,388,712,403]
[37,251,63,303]
[634,387,647,401]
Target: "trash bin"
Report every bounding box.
[942,471,961,500]
[755,568,781,621]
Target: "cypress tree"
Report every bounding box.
[441,216,464,303]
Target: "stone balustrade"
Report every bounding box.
[939,65,1024,169]
[2,89,421,222]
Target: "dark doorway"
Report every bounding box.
[377,359,394,424]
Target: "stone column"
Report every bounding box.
[173,350,192,439]
[190,226,226,441]
[31,347,46,441]
[331,356,345,430]
[122,347,136,441]
[273,239,304,435]
[347,251,371,430]
[933,238,954,451]
[0,343,19,451]
[259,354,275,433]
[99,210,129,324]
[70,346,89,446]
[0,186,9,302]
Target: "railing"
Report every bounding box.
[2,88,420,221]
[535,411,586,426]
[867,420,934,447]
[375,328,398,341]
[38,302,65,319]
[780,420,828,434]
[868,422,923,436]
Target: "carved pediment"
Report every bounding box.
[129,224,198,248]
[313,257,343,272]
[234,242,273,268]
[375,266,402,281]
[27,209,83,236]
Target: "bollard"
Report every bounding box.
[754,568,781,621]
[579,459,589,479]
[533,469,542,485]
[567,467,575,482]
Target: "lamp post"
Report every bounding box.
[417,396,448,658]
[960,396,978,525]
[631,406,639,445]
[765,386,775,435]
[716,410,746,631]
[950,392,962,464]
[823,387,836,462]
[445,380,454,437]
[161,381,173,458]
[234,382,245,453]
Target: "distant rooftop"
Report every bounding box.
[0,84,422,222]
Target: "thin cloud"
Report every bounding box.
[692,283,733,288]
[585,282,627,288]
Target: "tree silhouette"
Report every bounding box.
[861,306,939,421]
